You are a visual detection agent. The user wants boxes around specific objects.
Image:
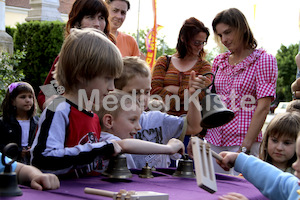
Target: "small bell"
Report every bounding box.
[0,143,23,197]
[173,154,195,178]
[102,154,132,179]
[139,163,154,178]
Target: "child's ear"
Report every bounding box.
[76,75,87,85]
[102,114,114,129]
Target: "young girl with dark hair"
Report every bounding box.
[0,82,39,164]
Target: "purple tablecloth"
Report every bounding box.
[3,168,268,200]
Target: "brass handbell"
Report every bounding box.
[139,163,154,178]
[102,154,132,179]
[173,154,195,178]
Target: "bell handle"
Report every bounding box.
[211,150,223,161]
[84,187,115,198]
[2,143,18,173]
[201,72,215,91]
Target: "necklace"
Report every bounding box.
[230,49,253,65]
[233,59,242,65]
[230,56,243,66]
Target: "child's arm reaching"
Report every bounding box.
[115,138,185,155]
[16,162,60,190]
[185,70,207,135]
[216,151,238,171]
[217,152,300,200]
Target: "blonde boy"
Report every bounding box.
[97,91,185,169]
[114,56,204,168]
[31,28,123,176]
[31,29,184,176]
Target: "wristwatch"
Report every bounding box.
[240,146,250,154]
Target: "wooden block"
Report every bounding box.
[84,188,169,200]
[191,137,218,193]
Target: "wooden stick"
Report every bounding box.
[84,187,115,198]
[198,137,223,161]
[211,150,223,161]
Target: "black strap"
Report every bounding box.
[165,55,171,71]
[211,66,219,93]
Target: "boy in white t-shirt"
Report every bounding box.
[114,56,205,168]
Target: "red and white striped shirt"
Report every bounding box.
[205,49,278,146]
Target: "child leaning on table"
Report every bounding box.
[114,56,204,168]
[30,28,123,176]
[96,90,185,169]
[30,28,184,177]
[219,112,300,200]
[217,129,300,200]
[0,152,59,190]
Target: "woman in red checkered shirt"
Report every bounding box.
[204,8,278,175]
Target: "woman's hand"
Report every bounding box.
[189,71,211,95]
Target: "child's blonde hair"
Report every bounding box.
[96,90,140,127]
[286,100,300,113]
[259,112,300,167]
[114,56,150,90]
[54,28,123,92]
[1,82,37,119]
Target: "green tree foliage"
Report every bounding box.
[131,28,176,59]
[13,21,65,95]
[276,43,299,102]
[5,26,17,38]
[0,50,25,104]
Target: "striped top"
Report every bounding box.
[151,55,211,116]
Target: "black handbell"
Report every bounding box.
[0,143,23,196]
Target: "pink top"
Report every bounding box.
[205,49,278,146]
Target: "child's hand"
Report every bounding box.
[166,138,185,155]
[218,192,249,200]
[189,70,211,95]
[21,147,30,158]
[31,173,60,190]
[216,152,239,171]
[187,139,194,159]
[111,140,122,156]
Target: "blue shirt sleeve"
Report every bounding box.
[234,153,300,200]
[0,153,17,173]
